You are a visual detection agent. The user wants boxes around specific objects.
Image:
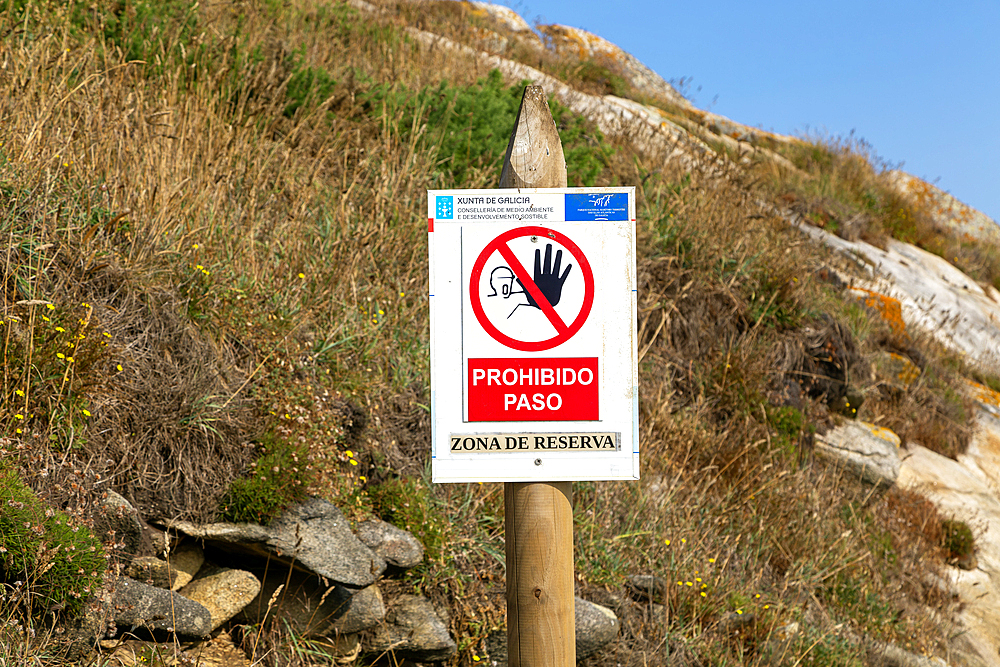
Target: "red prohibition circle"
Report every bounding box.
[470,226,594,352]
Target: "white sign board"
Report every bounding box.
[428,187,638,482]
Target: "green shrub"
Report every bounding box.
[364,69,614,187]
[573,60,630,98]
[0,468,105,617]
[941,519,974,561]
[767,405,811,461]
[785,626,865,666]
[283,57,339,117]
[768,405,805,436]
[823,569,900,633]
[368,477,445,567]
[93,0,203,72]
[217,435,312,524]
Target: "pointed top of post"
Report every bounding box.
[499,86,567,189]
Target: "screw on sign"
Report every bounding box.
[469,226,594,352]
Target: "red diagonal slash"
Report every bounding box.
[496,243,569,334]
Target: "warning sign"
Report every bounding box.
[469,226,594,352]
[427,187,638,483]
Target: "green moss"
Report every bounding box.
[0,468,105,617]
[765,406,812,462]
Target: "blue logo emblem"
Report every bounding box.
[565,193,628,221]
[436,196,454,220]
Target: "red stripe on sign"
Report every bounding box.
[428,218,434,232]
[467,357,598,421]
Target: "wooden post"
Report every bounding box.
[500,86,567,190]
[500,85,575,667]
[505,481,575,666]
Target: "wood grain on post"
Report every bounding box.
[505,481,575,666]
[500,85,568,190]
[500,85,574,666]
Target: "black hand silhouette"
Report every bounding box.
[518,243,572,310]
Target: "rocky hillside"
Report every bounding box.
[3,1,1000,665]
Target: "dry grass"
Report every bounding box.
[0,1,987,665]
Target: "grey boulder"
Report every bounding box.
[814,421,901,487]
[111,577,211,638]
[94,490,143,555]
[179,565,261,631]
[355,518,424,569]
[576,597,620,659]
[626,574,669,603]
[237,568,385,636]
[168,542,204,591]
[127,556,174,589]
[166,497,386,587]
[366,594,456,662]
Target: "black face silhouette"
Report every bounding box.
[488,266,519,298]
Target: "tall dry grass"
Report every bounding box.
[0,1,972,665]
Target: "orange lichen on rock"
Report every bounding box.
[538,24,614,60]
[888,352,921,386]
[848,287,908,337]
[966,379,1000,411]
[468,2,534,33]
[886,171,1000,245]
[861,422,902,446]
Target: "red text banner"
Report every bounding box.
[467,357,598,422]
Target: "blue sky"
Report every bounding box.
[498,0,999,222]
